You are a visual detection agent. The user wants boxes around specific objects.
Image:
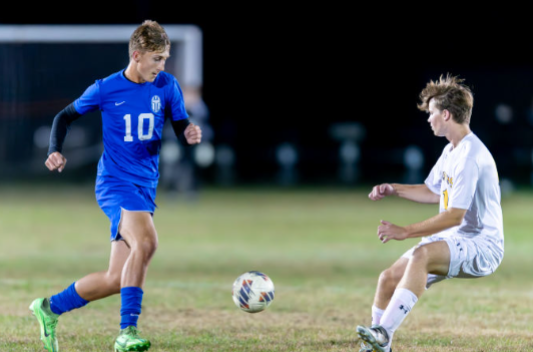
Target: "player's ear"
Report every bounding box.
[132,51,141,62]
[443,109,451,121]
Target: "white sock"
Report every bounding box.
[372,305,392,351]
[371,305,385,325]
[380,288,418,349]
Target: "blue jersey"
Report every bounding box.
[74,69,188,187]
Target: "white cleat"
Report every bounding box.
[356,324,390,352]
[359,340,373,352]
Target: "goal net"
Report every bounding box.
[0,24,202,179]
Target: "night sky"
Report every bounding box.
[2,4,533,183]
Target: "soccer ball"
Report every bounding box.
[232,271,275,313]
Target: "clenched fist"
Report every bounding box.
[368,183,395,201]
[45,152,67,173]
[184,123,202,145]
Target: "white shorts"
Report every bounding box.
[401,234,503,288]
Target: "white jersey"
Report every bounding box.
[424,132,504,255]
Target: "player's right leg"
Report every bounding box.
[95,176,158,351]
[114,210,158,352]
[114,326,151,352]
[366,241,450,352]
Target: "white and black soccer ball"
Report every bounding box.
[232,271,275,313]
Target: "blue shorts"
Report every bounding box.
[95,175,157,241]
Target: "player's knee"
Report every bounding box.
[411,245,430,265]
[137,236,158,259]
[378,267,402,288]
[123,228,158,257]
[105,272,122,293]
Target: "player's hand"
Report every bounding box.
[45,151,67,173]
[377,220,408,243]
[368,183,394,201]
[184,123,202,145]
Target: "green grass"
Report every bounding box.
[0,184,532,351]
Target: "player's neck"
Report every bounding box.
[447,125,471,149]
[124,63,145,84]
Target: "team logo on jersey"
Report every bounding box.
[442,171,453,188]
[151,95,161,113]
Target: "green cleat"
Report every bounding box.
[29,298,59,352]
[114,326,151,352]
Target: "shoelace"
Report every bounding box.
[373,327,388,344]
[123,327,141,338]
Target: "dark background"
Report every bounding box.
[2,4,533,187]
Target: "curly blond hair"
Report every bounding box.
[129,20,170,58]
[417,73,474,124]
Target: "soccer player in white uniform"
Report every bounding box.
[356,74,504,352]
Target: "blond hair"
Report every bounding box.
[129,20,170,58]
[417,73,474,124]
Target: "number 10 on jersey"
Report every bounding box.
[124,113,155,142]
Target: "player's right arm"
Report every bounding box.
[368,183,439,204]
[45,103,82,172]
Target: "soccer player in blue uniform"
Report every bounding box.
[29,20,202,352]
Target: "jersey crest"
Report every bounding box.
[151,95,161,113]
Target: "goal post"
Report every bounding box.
[0,24,203,87]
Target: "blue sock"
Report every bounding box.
[49,282,89,315]
[120,287,144,329]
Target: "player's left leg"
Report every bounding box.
[75,240,130,300]
[29,298,59,352]
[373,257,409,322]
[30,282,90,352]
[114,210,157,352]
[358,241,451,352]
[359,256,409,352]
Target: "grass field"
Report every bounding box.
[0,183,532,351]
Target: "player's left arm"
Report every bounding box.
[170,118,202,145]
[167,77,202,145]
[377,207,467,243]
